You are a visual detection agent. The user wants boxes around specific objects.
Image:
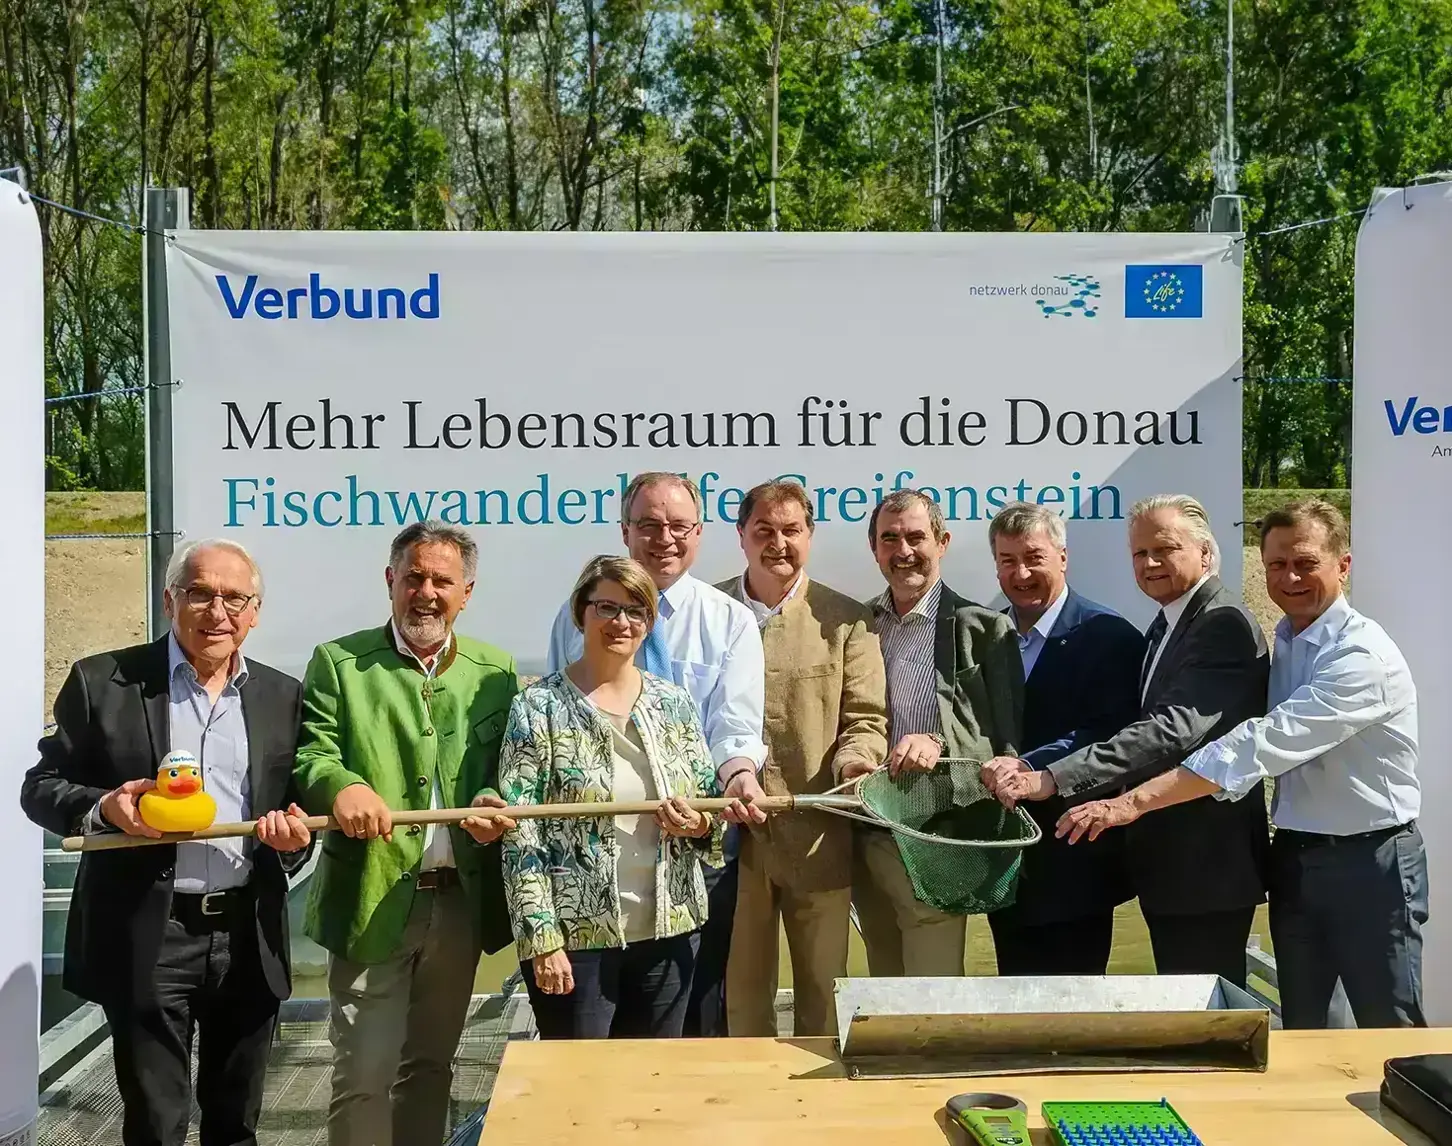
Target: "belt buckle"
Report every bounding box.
[200,892,226,917]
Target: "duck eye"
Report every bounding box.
[169,769,180,778]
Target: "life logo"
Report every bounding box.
[1124,264,1203,319]
[214,271,441,320]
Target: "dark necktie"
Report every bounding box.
[1140,610,1168,697]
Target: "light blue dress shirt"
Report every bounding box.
[1012,585,1069,680]
[167,633,254,892]
[1183,594,1420,835]
[546,572,767,778]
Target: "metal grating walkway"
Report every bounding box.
[37,994,538,1146]
[38,991,795,1146]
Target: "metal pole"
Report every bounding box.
[1225,0,1236,192]
[143,187,189,639]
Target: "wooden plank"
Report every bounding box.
[480,1029,1452,1146]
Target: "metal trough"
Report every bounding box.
[834,975,1270,1079]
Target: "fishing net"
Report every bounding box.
[855,758,1041,914]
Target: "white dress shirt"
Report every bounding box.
[393,621,456,869]
[740,571,803,628]
[1142,571,1211,700]
[1012,585,1069,680]
[1183,594,1420,835]
[546,572,767,779]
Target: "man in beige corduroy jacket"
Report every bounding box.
[717,480,888,1037]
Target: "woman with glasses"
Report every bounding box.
[498,554,724,1038]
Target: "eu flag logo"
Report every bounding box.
[1124,264,1204,318]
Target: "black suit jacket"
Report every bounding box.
[1047,576,1270,916]
[993,589,1145,927]
[21,637,306,1008]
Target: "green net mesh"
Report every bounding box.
[857,759,1040,914]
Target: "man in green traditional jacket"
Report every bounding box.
[294,520,519,1146]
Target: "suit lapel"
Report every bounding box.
[932,582,960,733]
[1151,575,1222,694]
[1025,589,1082,683]
[137,635,171,766]
[241,675,267,812]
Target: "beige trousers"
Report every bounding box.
[852,827,966,977]
[725,835,852,1037]
[326,883,482,1146]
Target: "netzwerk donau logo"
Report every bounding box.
[1124,264,1204,319]
[1035,274,1102,319]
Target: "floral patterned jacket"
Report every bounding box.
[498,670,725,960]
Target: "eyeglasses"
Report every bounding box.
[589,600,651,627]
[629,519,700,541]
[181,588,257,615]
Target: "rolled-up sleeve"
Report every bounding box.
[705,606,767,776]
[1183,642,1398,800]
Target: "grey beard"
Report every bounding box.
[400,612,448,648]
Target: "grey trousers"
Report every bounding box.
[1270,821,1429,1030]
[325,884,482,1146]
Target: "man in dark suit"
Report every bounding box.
[986,495,1269,986]
[980,503,1145,976]
[854,489,1024,977]
[21,539,312,1146]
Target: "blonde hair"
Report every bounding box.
[1129,493,1220,574]
[569,555,659,630]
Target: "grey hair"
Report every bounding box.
[1129,494,1221,574]
[868,488,947,544]
[165,539,265,599]
[988,501,1067,552]
[620,471,703,525]
[389,519,479,582]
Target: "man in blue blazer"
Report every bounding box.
[981,503,1145,975]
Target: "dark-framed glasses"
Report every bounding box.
[589,599,650,627]
[182,588,257,615]
[630,519,699,541]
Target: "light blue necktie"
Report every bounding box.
[639,592,671,680]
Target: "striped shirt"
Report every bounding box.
[872,580,943,742]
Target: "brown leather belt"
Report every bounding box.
[415,868,459,890]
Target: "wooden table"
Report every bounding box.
[481,1029,1452,1145]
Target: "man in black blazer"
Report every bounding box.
[21,539,312,1146]
[980,503,1145,975]
[986,495,1269,986]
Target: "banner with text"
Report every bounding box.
[167,233,1243,676]
[1352,181,1452,1023]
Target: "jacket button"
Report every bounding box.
[408,825,421,836]
[417,776,428,787]
[401,871,413,881]
[423,727,434,737]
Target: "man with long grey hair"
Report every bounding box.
[293,520,520,1146]
[985,494,1270,987]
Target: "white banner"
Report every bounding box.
[1,178,44,1143]
[1352,181,1452,1023]
[166,233,1243,678]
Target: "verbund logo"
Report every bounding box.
[1124,264,1203,319]
[1384,396,1452,436]
[215,272,440,320]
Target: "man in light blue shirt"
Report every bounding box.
[1057,499,1427,1029]
[545,471,767,1037]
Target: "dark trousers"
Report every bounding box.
[1270,822,1428,1030]
[522,932,700,1039]
[1143,906,1257,988]
[682,857,737,1037]
[104,894,279,1146]
[988,911,1115,976]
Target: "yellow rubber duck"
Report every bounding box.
[139,751,218,833]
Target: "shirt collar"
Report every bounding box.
[168,630,247,688]
[1015,584,1069,642]
[391,619,454,674]
[740,570,804,622]
[658,572,697,618]
[1161,571,1211,630]
[1275,592,1353,649]
[876,578,943,623]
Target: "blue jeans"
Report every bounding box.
[521,931,700,1040]
[1269,821,1428,1029]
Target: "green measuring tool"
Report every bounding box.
[945,1093,1031,1146]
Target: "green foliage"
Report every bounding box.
[4,0,1451,488]
[1241,487,1352,546]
